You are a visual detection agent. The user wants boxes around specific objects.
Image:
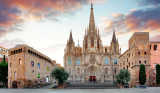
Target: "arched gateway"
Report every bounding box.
[88,65,97,82]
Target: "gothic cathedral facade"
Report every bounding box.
[64,4,121,83]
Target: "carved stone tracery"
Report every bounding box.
[90,55,96,64]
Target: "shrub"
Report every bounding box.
[139,64,146,85]
[116,69,130,86]
[51,67,69,85]
[156,64,160,85]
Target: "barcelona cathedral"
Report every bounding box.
[64,3,121,83]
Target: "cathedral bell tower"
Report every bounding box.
[111,30,120,55]
[65,31,75,55]
[83,3,102,53]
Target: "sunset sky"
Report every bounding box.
[0,0,160,65]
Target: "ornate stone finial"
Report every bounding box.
[91,0,93,9]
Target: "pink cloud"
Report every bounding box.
[0,0,106,38]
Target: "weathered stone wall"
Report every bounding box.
[8,45,55,88]
[119,32,150,87]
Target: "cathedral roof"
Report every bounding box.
[119,49,129,58]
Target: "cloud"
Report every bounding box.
[41,44,65,52]
[102,5,160,36]
[0,0,106,38]
[102,13,128,35]
[139,0,160,6]
[0,30,8,37]
[150,35,160,42]
[39,43,66,64]
[126,6,160,31]
[0,0,22,37]
[0,39,25,48]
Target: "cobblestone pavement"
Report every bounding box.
[0,87,160,93]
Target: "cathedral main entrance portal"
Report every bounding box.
[89,76,96,82]
[87,55,98,82]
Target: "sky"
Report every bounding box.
[0,0,160,65]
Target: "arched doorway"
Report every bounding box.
[88,65,97,82]
[46,76,49,82]
[89,76,96,82]
[12,81,18,88]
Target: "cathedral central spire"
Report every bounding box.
[91,1,93,9]
[89,2,95,31]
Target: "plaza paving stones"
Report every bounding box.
[0,87,160,93]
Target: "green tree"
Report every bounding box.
[51,67,69,85]
[139,64,146,85]
[116,69,130,86]
[156,64,160,85]
[0,55,8,87]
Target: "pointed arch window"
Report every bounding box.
[97,40,99,48]
[37,63,40,69]
[76,59,80,65]
[91,37,94,48]
[144,60,147,64]
[31,61,34,67]
[139,60,141,64]
[105,57,109,64]
[68,57,72,65]
[105,48,107,53]
[114,59,118,64]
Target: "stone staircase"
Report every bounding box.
[65,81,118,89]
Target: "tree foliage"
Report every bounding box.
[51,67,69,85]
[156,64,160,85]
[116,69,130,86]
[0,55,8,87]
[139,64,146,85]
